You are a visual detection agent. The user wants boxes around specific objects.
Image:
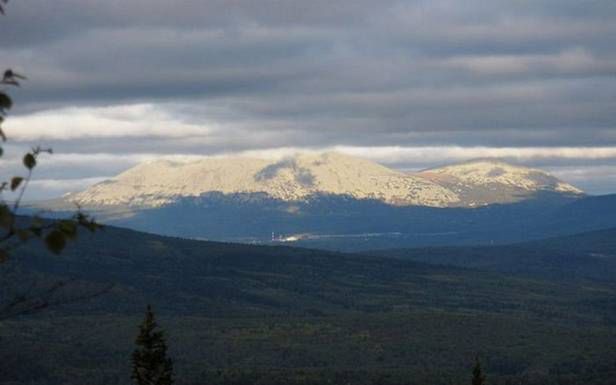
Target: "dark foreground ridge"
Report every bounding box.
[2,224,616,384]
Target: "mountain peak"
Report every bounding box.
[71,152,460,208]
[419,158,583,207]
[69,152,582,209]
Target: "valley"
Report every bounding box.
[2,224,616,384]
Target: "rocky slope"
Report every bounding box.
[67,153,583,208]
[68,152,459,207]
[419,159,583,207]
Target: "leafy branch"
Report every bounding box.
[0,70,101,261]
[0,1,107,320]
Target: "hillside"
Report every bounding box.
[3,225,616,385]
[370,228,616,281]
[82,192,614,251]
[33,192,616,252]
[11,224,604,316]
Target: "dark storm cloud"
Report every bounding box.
[0,0,615,197]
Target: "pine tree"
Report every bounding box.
[131,305,174,385]
[472,356,486,385]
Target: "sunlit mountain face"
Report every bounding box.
[66,152,583,209]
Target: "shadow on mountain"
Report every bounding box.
[38,191,616,251]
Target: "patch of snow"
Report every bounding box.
[70,154,583,209]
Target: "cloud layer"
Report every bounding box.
[0,0,615,198]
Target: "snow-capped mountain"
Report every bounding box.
[49,152,603,250]
[69,152,459,207]
[419,159,583,207]
[68,152,583,209]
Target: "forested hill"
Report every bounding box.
[369,227,616,281]
[8,224,600,317]
[4,224,616,384]
[6,222,616,317]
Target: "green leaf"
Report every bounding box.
[10,176,23,191]
[23,153,36,170]
[75,212,101,232]
[45,230,66,255]
[58,220,78,240]
[0,91,12,111]
[0,204,13,229]
[30,225,43,237]
[17,228,31,241]
[30,217,43,235]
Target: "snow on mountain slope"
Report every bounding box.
[69,152,461,208]
[68,153,583,209]
[419,159,583,207]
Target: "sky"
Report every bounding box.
[0,0,615,199]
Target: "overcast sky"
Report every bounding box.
[1,0,615,199]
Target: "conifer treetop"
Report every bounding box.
[131,305,174,385]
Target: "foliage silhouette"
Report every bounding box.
[0,1,103,320]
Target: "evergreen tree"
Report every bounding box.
[472,356,486,385]
[131,305,174,385]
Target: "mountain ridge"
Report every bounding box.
[67,152,583,209]
[418,158,583,207]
